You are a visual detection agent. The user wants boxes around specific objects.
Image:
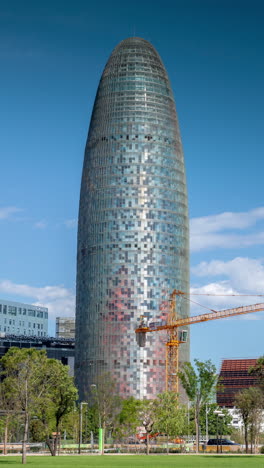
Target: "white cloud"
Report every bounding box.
[64,218,77,229]
[192,257,264,293]
[189,281,264,320]
[34,220,47,229]
[190,207,264,251]
[0,206,21,220]
[190,256,264,320]
[0,280,75,320]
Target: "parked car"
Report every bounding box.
[207,439,239,446]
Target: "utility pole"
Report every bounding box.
[78,402,88,454]
[91,384,104,455]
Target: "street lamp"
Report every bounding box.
[205,403,210,444]
[213,410,224,453]
[78,402,88,454]
[218,413,225,454]
[91,384,103,455]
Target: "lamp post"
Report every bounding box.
[205,403,209,444]
[91,384,103,455]
[213,410,224,453]
[219,413,224,454]
[78,402,88,454]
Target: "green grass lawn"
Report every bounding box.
[0,455,263,468]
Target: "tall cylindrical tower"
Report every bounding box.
[75,37,189,401]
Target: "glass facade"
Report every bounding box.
[75,37,189,400]
[0,299,48,337]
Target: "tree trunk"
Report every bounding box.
[22,412,29,464]
[195,406,199,454]
[3,417,8,455]
[53,435,58,456]
[46,438,55,456]
[101,424,105,455]
[146,433,149,455]
[46,437,58,456]
[244,424,248,454]
[166,433,169,455]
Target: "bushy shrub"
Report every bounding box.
[260,446,264,454]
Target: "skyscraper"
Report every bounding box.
[75,37,189,401]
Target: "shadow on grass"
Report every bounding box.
[200,455,263,459]
[0,460,21,464]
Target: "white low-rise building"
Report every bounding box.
[0,299,48,337]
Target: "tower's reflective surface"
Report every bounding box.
[75,37,189,400]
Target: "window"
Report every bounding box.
[8,306,17,315]
[3,305,7,314]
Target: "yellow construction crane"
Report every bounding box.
[135,290,264,394]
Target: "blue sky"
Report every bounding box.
[1,0,264,369]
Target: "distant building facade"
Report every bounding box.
[217,358,259,407]
[0,299,48,337]
[0,334,75,376]
[56,317,75,339]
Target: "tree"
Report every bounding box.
[235,387,264,453]
[118,397,141,441]
[178,359,217,453]
[0,348,78,463]
[250,356,264,391]
[90,373,121,454]
[153,391,186,454]
[199,403,232,437]
[33,359,78,455]
[137,399,155,455]
[1,348,49,464]
[0,378,19,455]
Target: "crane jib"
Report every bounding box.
[135,303,264,334]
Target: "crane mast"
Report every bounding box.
[135,290,264,394]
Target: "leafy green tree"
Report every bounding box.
[117,397,141,441]
[235,387,264,453]
[178,359,217,453]
[0,377,19,455]
[250,356,264,391]
[90,373,121,453]
[199,403,232,437]
[33,359,78,455]
[0,348,78,462]
[137,399,155,455]
[153,391,186,454]
[82,404,98,443]
[1,348,49,464]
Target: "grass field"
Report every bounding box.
[0,455,263,468]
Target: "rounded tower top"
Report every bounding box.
[114,36,156,49]
[102,36,167,80]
